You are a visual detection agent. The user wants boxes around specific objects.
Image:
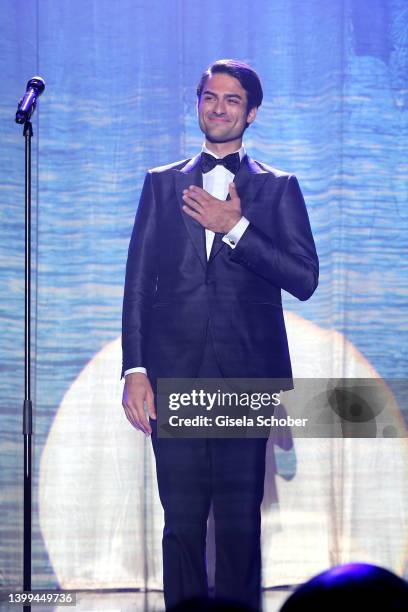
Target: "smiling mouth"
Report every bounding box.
[208,117,230,122]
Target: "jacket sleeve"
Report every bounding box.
[121,172,158,377]
[230,174,319,301]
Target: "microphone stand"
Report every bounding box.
[15,77,45,611]
[22,119,33,604]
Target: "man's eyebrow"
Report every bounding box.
[203,89,243,100]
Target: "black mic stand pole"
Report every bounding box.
[22,118,33,603]
[15,76,45,611]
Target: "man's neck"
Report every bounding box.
[204,139,243,157]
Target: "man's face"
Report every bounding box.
[197,72,257,145]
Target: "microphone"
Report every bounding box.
[15,76,46,124]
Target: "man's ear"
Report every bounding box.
[246,106,257,125]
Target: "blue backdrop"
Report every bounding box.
[1,0,407,589]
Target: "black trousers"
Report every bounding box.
[151,326,267,611]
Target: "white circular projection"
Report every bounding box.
[39,313,408,590]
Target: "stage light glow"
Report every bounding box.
[39,313,408,589]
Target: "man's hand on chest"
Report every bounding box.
[182,182,242,234]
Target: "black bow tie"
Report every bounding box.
[200,151,241,175]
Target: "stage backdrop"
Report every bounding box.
[1,0,407,593]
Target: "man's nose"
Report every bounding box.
[213,99,226,114]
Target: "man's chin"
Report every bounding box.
[205,132,244,144]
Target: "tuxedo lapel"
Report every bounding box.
[234,154,269,215]
[175,154,207,270]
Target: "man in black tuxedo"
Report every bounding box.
[122,59,318,610]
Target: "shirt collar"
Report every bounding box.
[201,143,246,161]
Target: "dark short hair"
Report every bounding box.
[196,59,263,112]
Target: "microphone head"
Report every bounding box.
[26,76,45,95]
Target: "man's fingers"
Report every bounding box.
[187,185,211,200]
[182,191,204,210]
[122,384,152,435]
[182,205,204,224]
[182,196,202,211]
[182,204,198,215]
[124,402,151,434]
[183,186,212,207]
[132,396,152,434]
[122,402,146,433]
[146,391,157,420]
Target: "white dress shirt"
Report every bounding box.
[124,145,250,377]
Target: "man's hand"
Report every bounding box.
[122,372,156,436]
[182,183,241,233]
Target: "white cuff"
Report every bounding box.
[222,216,250,249]
[124,367,147,377]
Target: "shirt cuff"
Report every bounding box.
[124,367,147,377]
[222,216,250,249]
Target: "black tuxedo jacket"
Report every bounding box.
[122,153,318,388]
